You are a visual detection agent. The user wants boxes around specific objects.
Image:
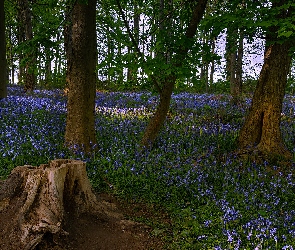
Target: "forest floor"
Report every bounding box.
[56,192,167,250]
[0,188,167,250]
[4,88,295,248]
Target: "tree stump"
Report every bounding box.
[0,159,119,250]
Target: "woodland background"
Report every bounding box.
[1,0,295,249]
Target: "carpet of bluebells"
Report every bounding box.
[1,86,295,249]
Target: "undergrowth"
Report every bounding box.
[1,87,295,249]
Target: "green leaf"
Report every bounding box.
[258,210,267,216]
[279,30,293,38]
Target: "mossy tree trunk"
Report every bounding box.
[65,0,97,153]
[238,0,294,159]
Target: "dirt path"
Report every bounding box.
[0,192,168,250]
[55,193,166,250]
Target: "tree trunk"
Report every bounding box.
[9,25,15,85]
[65,0,97,153]
[127,1,140,85]
[226,27,239,97]
[235,29,243,95]
[141,0,208,148]
[63,5,71,90]
[226,27,244,102]
[141,77,175,147]
[45,48,52,88]
[0,159,120,250]
[238,0,294,159]
[0,0,7,99]
[209,37,216,88]
[17,1,25,85]
[201,36,209,91]
[17,0,36,92]
[238,41,293,159]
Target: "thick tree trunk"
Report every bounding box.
[0,0,7,99]
[0,159,119,250]
[238,0,294,159]
[65,0,97,153]
[238,41,293,159]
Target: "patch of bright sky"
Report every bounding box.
[213,31,265,82]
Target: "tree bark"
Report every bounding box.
[141,77,175,147]
[235,29,243,94]
[17,0,36,92]
[44,48,52,87]
[209,37,216,88]
[0,0,7,99]
[141,0,208,148]
[238,1,294,159]
[226,27,239,97]
[238,42,293,158]
[201,36,209,91]
[127,1,140,84]
[0,159,119,250]
[65,0,97,153]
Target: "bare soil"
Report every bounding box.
[55,193,167,250]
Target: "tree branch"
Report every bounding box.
[186,0,209,39]
[115,0,162,94]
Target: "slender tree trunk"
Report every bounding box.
[229,51,236,93]
[141,77,175,147]
[63,5,72,89]
[226,27,244,102]
[0,0,7,98]
[65,0,97,153]
[235,30,243,94]
[54,33,62,85]
[44,48,52,87]
[17,3,25,85]
[141,0,208,148]
[133,1,140,85]
[225,30,232,82]
[201,36,209,92]
[209,37,215,89]
[18,0,36,91]
[226,28,238,96]
[238,5,294,159]
[9,25,15,85]
[127,2,140,85]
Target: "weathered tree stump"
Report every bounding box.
[0,159,119,250]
